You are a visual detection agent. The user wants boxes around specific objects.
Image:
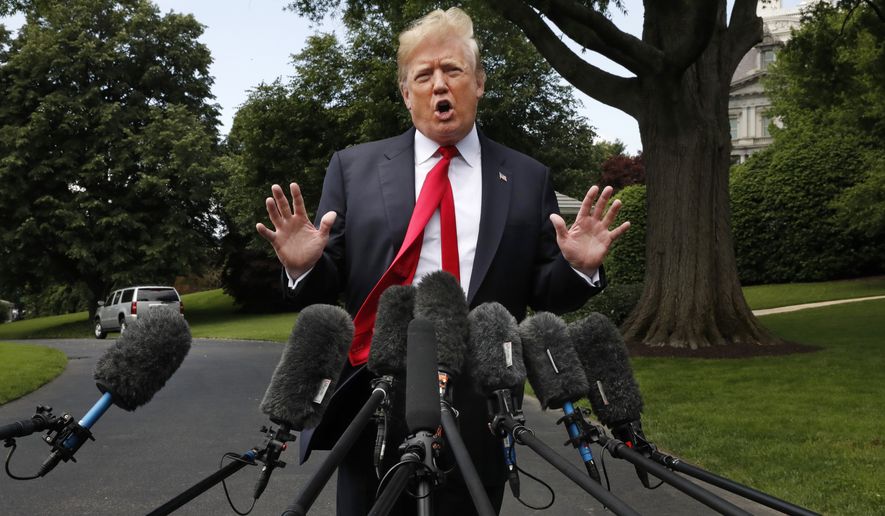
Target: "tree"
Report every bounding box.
[765,1,885,247]
[600,152,644,193]
[219,2,613,310]
[0,0,220,318]
[290,0,776,350]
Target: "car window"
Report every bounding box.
[112,291,122,305]
[105,293,114,305]
[121,289,134,303]
[137,288,179,302]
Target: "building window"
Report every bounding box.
[760,48,777,70]
[759,113,773,138]
[729,116,739,140]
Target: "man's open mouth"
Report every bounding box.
[436,100,452,113]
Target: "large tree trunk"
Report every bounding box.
[621,19,779,349]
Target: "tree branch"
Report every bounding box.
[725,0,763,71]
[492,0,641,117]
[657,2,722,70]
[528,0,666,75]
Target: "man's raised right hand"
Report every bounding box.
[256,182,336,280]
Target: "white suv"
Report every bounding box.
[94,286,183,339]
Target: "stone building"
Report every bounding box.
[728,1,822,163]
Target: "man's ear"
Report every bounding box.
[401,83,412,110]
[475,72,486,99]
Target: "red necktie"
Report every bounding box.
[348,146,460,366]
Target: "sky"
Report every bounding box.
[3,0,805,154]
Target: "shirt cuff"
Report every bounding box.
[286,267,314,290]
[571,267,601,287]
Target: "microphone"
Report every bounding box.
[368,284,416,378]
[281,292,412,516]
[519,312,600,483]
[405,317,442,433]
[466,302,526,497]
[255,303,351,499]
[468,311,640,515]
[414,270,469,391]
[567,312,649,485]
[567,312,643,430]
[368,284,415,472]
[368,318,443,516]
[40,308,191,476]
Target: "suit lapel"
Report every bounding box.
[378,128,417,252]
[468,133,510,303]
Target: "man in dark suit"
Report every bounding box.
[257,7,630,515]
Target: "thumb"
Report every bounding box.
[549,213,568,241]
[317,211,337,236]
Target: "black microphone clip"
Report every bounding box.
[611,420,656,488]
[253,421,297,500]
[39,412,94,477]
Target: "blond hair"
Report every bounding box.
[397,7,485,86]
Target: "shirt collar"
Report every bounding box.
[414,125,480,168]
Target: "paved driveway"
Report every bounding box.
[0,338,775,515]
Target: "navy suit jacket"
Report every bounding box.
[284,127,605,481]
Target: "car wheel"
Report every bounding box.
[94,320,107,339]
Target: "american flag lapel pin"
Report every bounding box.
[498,171,508,182]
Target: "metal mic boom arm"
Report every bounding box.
[486,389,641,516]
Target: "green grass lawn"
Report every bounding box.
[634,300,885,515]
[742,275,885,309]
[0,288,297,342]
[2,276,884,341]
[0,342,68,404]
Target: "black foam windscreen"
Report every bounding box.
[94,308,191,411]
[466,302,526,395]
[405,318,441,433]
[568,312,643,427]
[368,285,416,377]
[518,312,589,410]
[259,304,352,430]
[414,270,468,375]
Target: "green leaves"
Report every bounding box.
[0,0,220,315]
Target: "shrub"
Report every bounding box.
[605,184,646,284]
[730,123,874,284]
[563,282,644,326]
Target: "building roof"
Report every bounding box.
[556,191,582,216]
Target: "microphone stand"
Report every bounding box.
[367,429,441,516]
[649,451,820,516]
[561,408,753,516]
[437,374,496,516]
[487,389,641,516]
[147,422,295,516]
[281,375,393,516]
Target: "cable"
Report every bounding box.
[512,462,555,510]
[4,440,39,481]
[220,452,257,516]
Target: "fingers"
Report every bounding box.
[593,186,614,220]
[271,184,293,219]
[609,221,631,241]
[265,196,284,229]
[601,198,622,227]
[576,185,599,220]
[255,222,275,243]
[289,182,308,219]
[317,211,337,237]
[549,213,568,240]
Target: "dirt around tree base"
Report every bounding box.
[627,340,819,359]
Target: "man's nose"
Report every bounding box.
[432,70,448,93]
